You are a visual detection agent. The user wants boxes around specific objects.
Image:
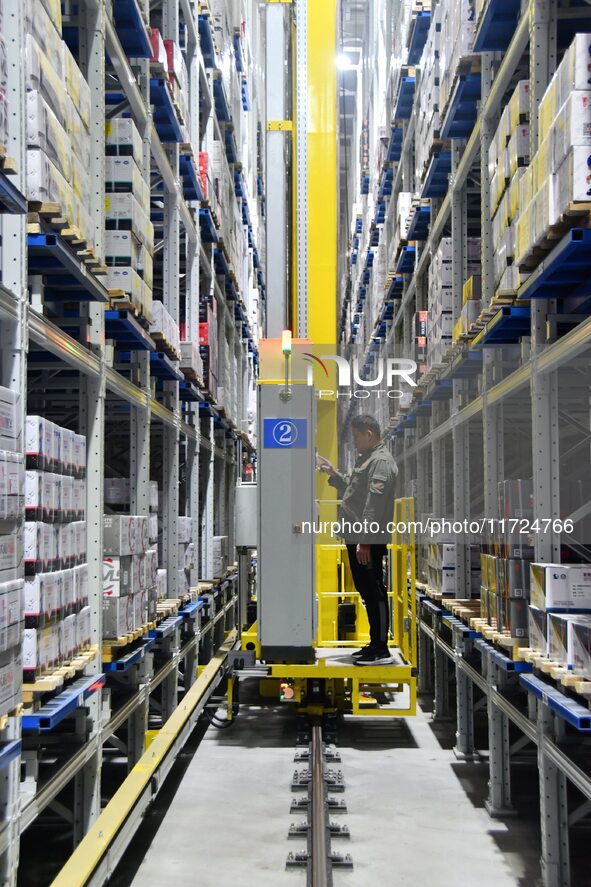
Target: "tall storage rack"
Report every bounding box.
[342,1,591,885]
[0,0,264,883]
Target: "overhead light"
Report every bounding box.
[336,53,353,70]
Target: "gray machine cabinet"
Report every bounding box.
[257,384,316,660]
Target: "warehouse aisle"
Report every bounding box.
[111,681,541,887]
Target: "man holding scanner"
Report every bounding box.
[318,414,398,665]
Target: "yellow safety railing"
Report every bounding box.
[389,497,417,667]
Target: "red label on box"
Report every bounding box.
[199,322,209,345]
[199,152,208,198]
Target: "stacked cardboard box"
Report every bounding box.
[415,4,441,186]
[102,514,158,637]
[23,417,89,679]
[25,0,96,251]
[427,237,480,366]
[150,301,181,359]
[438,0,476,119]
[102,478,161,628]
[515,34,591,269]
[105,118,154,321]
[427,541,480,597]
[487,81,530,292]
[104,118,154,321]
[528,563,591,660]
[0,386,23,714]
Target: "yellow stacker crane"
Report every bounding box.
[237,0,418,721]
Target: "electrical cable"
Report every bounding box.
[203,676,240,729]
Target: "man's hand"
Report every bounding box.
[317,455,336,476]
[356,544,371,566]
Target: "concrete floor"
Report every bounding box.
[112,680,542,887]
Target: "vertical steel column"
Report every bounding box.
[265,0,290,336]
[537,703,570,887]
[187,420,200,585]
[451,142,469,597]
[295,0,308,336]
[162,165,181,597]
[433,630,451,721]
[530,0,559,563]
[484,649,514,816]
[480,53,496,309]
[453,628,475,759]
[201,422,215,578]
[0,1,27,881]
[127,657,150,766]
[161,0,181,598]
[417,609,433,695]
[73,0,106,845]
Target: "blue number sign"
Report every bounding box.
[263,418,307,449]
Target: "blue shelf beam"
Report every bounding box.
[386,125,403,163]
[28,234,110,303]
[150,79,183,142]
[470,305,531,348]
[448,348,482,379]
[112,0,153,57]
[103,637,156,673]
[0,170,26,214]
[518,228,591,300]
[212,73,232,122]
[179,151,204,202]
[520,673,591,731]
[179,381,203,402]
[386,275,404,299]
[421,150,452,198]
[149,615,183,640]
[396,244,416,275]
[22,674,106,733]
[441,72,482,139]
[474,0,521,52]
[430,379,453,400]
[407,203,431,241]
[198,13,217,68]
[105,310,155,350]
[199,207,219,243]
[407,11,431,64]
[149,351,183,381]
[393,75,415,120]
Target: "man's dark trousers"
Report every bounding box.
[345,544,389,650]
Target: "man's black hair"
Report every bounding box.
[351,414,381,438]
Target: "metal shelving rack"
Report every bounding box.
[341,1,591,885]
[0,0,263,882]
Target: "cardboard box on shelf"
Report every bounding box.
[102,555,132,597]
[548,613,591,666]
[530,563,591,611]
[529,605,549,652]
[103,514,137,556]
[26,35,68,129]
[571,619,591,679]
[103,595,132,639]
[105,117,143,164]
[105,192,154,254]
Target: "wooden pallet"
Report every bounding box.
[180,365,204,387]
[22,645,99,703]
[0,146,17,176]
[28,206,108,276]
[151,331,182,361]
[156,599,180,619]
[108,292,152,329]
